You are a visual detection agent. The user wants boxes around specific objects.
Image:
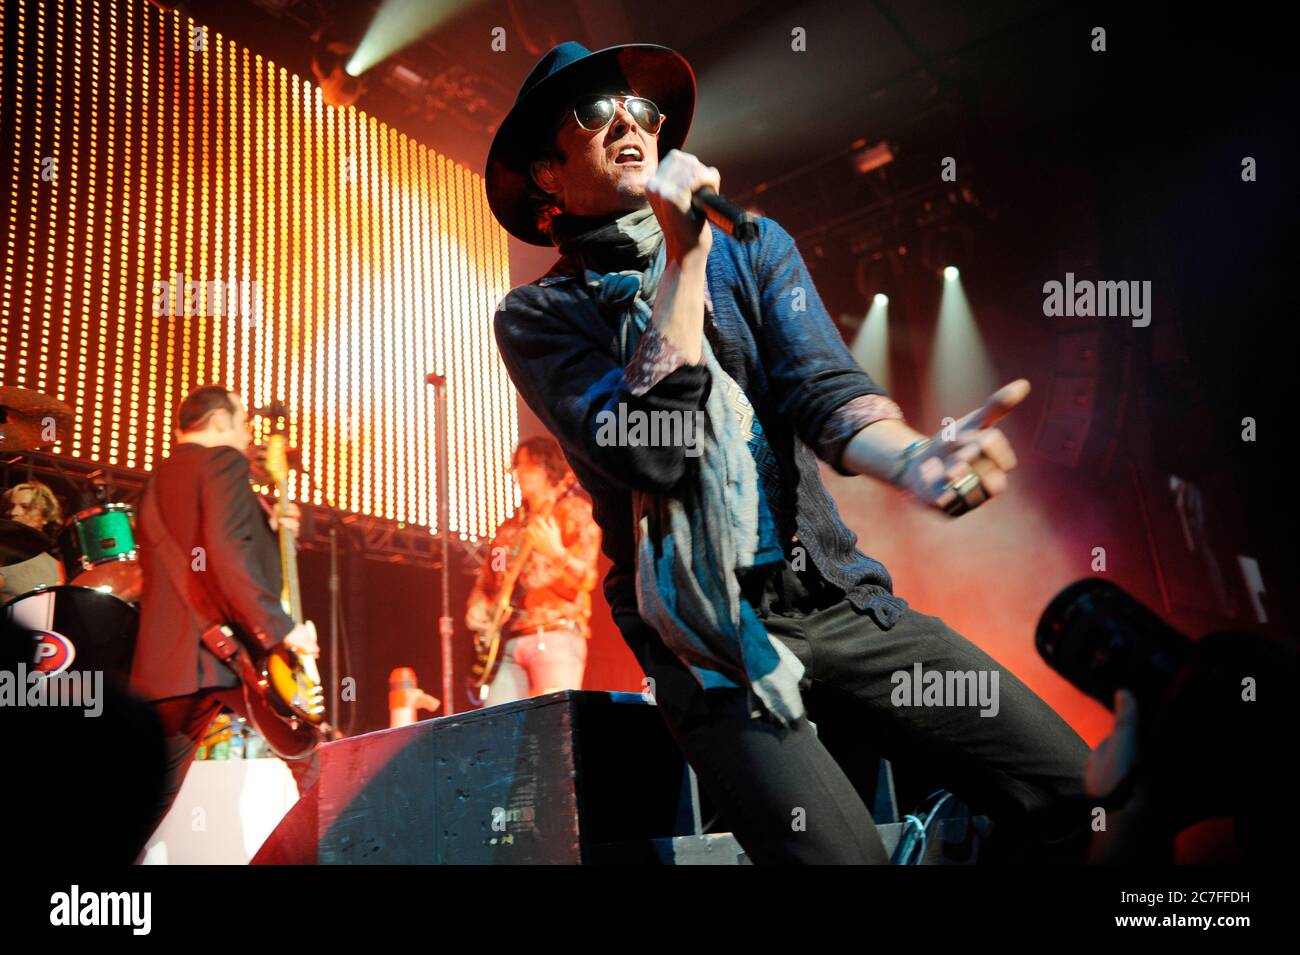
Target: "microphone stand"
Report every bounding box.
[426,373,453,716]
[314,496,349,739]
[329,522,340,724]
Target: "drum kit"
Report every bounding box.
[1,386,141,682]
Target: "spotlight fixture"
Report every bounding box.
[854,250,902,307]
[385,63,428,98]
[920,221,972,277]
[852,140,896,176]
[944,266,960,281]
[312,32,365,108]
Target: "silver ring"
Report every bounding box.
[942,472,985,516]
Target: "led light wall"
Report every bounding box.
[0,0,518,538]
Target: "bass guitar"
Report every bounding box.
[252,431,330,756]
[140,434,329,760]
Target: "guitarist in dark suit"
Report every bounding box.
[131,385,320,844]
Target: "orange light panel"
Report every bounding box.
[0,1,517,538]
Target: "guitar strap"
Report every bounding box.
[138,483,263,700]
[471,478,581,693]
[140,481,322,759]
[491,476,578,622]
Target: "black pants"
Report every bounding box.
[617,567,1092,864]
[141,687,321,851]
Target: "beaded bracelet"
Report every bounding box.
[889,437,932,486]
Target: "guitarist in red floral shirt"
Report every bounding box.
[466,436,601,703]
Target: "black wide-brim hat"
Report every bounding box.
[486,42,696,246]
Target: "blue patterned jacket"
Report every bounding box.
[494,216,908,632]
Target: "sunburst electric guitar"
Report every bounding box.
[251,434,330,756]
[467,474,577,704]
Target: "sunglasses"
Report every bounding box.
[562,95,665,135]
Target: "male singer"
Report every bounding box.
[485,42,1092,864]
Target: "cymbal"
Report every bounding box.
[0,386,73,416]
[0,518,54,565]
[0,386,74,452]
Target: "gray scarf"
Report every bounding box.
[555,207,805,725]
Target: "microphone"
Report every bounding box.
[691,187,759,242]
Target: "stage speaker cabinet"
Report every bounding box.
[1033,330,1101,468]
[266,690,711,864]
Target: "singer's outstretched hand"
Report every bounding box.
[647,149,720,263]
[896,379,1030,514]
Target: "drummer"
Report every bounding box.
[7,480,63,534]
[1,480,65,600]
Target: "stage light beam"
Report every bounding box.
[345,0,477,78]
[849,295,891,394]
[927,269,998,427]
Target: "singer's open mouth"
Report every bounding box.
[613,143,644,164]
